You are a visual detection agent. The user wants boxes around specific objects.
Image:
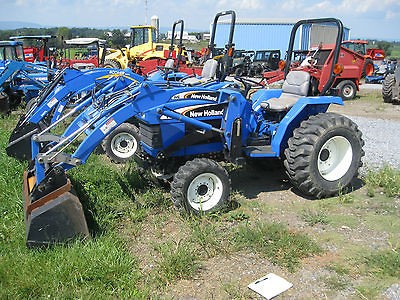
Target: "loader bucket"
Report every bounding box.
[6,120,42,161]
[23,166,89,248]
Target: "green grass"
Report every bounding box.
[365,166,400,198]
[364,248,400,278]
[301,208,329,226]
[0,236,145,299]
[388,44,400,59]
[233,222,322,272]
[154,240,200,284]
[2,94,400,298]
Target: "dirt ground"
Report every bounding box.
[329,86,400,121]
[126,86,400,299]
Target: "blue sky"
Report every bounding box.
[3,0,400,41]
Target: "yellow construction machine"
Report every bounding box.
[104,25,171,69]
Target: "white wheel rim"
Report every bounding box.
[110,132,138,159]
[187,172,223,212]
[342,85,354,98]
[318,136,353,181]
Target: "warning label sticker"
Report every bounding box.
[100,118,117,135]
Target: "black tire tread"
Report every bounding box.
[284,112,364,198]
[102,123,139,164]
[382,73,395,103]
[170,158,230,213]
[103,59,121,69]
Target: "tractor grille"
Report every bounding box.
[139,123,162,148]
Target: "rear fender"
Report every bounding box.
[271,96,343,155]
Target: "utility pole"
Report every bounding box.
[145,0,148,24]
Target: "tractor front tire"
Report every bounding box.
[382,73,395,103]
[284,113,364,199]
[170,158,230,214]
[337,80,357,101]
[102,123,140,164]
[103,59,121,69]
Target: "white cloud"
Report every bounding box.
[216,0,263,10]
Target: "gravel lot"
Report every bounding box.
[331,84,400,172]
[351,116,400,171]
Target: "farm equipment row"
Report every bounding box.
[263,42,366,100]
[7,13,365,248]
[0,59,52,113]
[232,49,281,77]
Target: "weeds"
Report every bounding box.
[186,217,229,258]
[154,240,200,283]
[233,222,322,272]
[0,235,145,299]
[301,208,329,226]
[363,248,400,278]
[365,166,400,198]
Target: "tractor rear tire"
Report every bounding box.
[103,59,121,69]
[382,73,395,103]
[284,112,364,199]
[170,158,230,214]
[362,58,374,78]
[337,80,357,101]
[102,123,140,164]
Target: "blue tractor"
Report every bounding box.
[0,41,53,112]
[8,12,237,164]
[22,16,364,247]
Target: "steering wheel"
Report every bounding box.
[234,76,265,98]
[235,76,264,88]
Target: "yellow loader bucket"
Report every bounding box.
[23,167,89,248]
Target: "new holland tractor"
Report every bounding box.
[0,41,54,113]
[6,10,236,163]
[22,16,364,247]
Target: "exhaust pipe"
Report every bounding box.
[23,166,89,248]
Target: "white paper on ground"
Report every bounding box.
[248,273,293,299]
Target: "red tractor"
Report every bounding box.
[9,35,56,64]
[341,40,385,77]
[60,38,105,69]
[263,43,365,100]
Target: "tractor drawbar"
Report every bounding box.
[23,165,89,247]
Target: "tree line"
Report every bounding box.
[0,27,129,48]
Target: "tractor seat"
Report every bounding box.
[260,70,310,112]
[164,58,175,70]
[182,59,218,85]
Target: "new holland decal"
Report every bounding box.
[171,91,220,102]
[160,103,226,120]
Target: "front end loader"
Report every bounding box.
[6,67,142,161]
